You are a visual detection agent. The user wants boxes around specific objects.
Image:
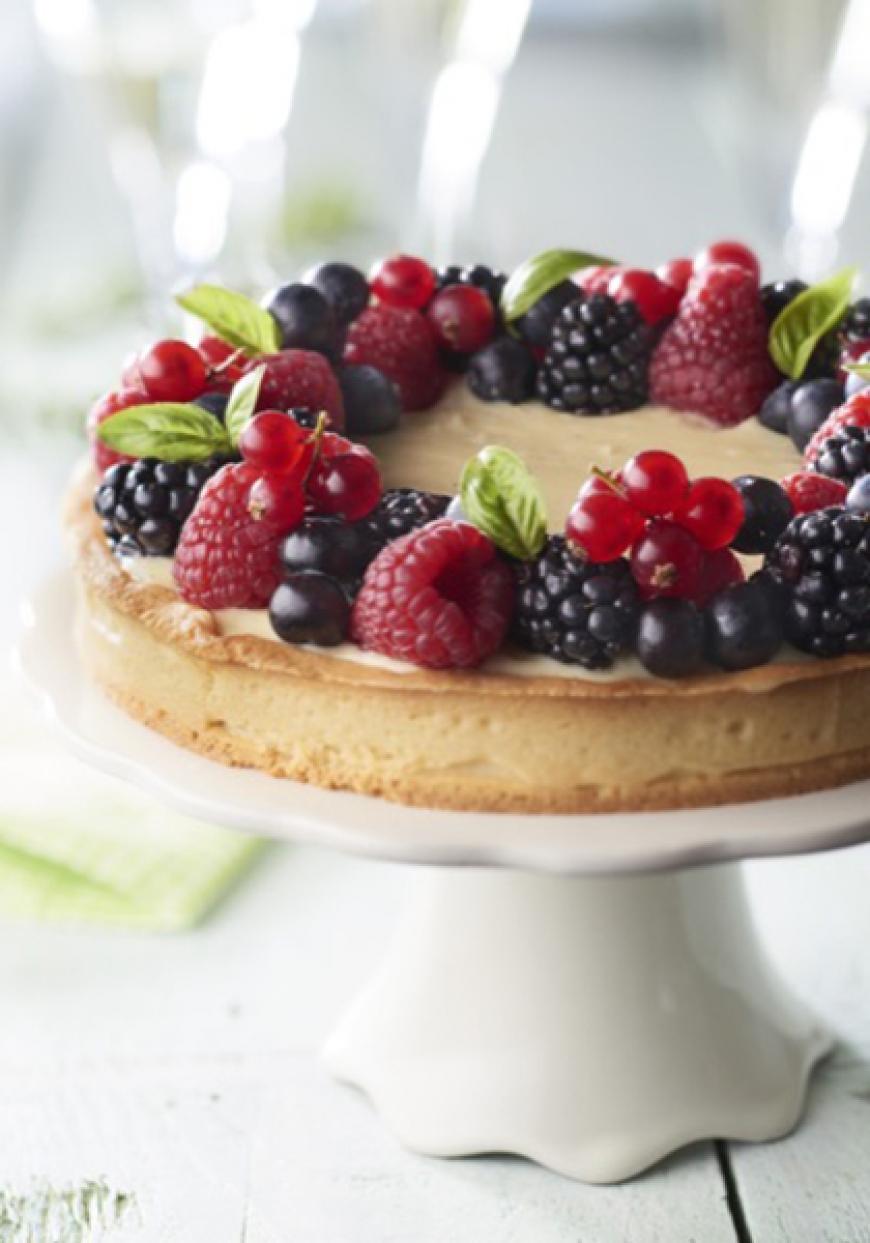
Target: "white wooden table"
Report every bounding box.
[2,447,870,1241]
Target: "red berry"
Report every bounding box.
[173,463,287,609]
[630,520,704,599]
[656,257,693,293]
[247,472,306,530]
[649,263,778,426]
[319,430,354,459]
[246,350,345,430]
[693,240,760,285]
[427,284,495,354]
[780,470,848,514]
[575,265,619,295]
[621,450,689,516]
[576,470,623,501]
[198,335,246,391]
[675,477,744,550]
[351,520,514,669]
[344,305,447,411]
[804,392,870,462]
[607,268,680,325]
[566,491,645,562]
[238,410,309,473]
[86,387,150,473]
[370,254,436,310]
[695,547,745,606]
[838,337,870,383]
[308,447,382,521]
[135,339,207,402]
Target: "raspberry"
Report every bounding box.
[649,263,778,425]
[804,392,870,463]
[343,305,447,411]
[86,388,150,473]
[246,350,345,430]
[780,471,848,514]
[693,240,760,285]
[351,520,514,669]
[173,462,294,609]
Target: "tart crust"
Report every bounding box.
[68,469,870,813]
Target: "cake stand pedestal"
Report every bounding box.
[16,573,870,1183]
[323,863,827,1182]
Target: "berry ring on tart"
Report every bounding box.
[68,246,870,812]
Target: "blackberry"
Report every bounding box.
[813,424,870,484]
[536,293,652,415]
[288,407,319,430]
[94,456,228,557]
[759,279,807,324]
[361,487,451,549]
[842,297,870,343]
[516,280,578,350]
[764,507,870,656]
[513,536,639,669]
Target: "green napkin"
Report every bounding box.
[0,742,264,930]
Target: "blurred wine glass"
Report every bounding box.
[31,0,317,310]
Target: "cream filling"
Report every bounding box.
[118,393,803,682]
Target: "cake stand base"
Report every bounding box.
[323,860,830,1183]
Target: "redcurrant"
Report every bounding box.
[136,339,208,402]
[630,520,704,599]
[622,450,689,516]
[427,284,495,354]
[655,257,693,293]
[575,265,619,295]
[693,240,760,284]
[695,547,745,606]
[675,477,744,550]
[239,410,309,473]
[307,447,382,521]
[197,335,246,390]
[87,387,150,473]
[247,473,306,531]
[370,255,436,310]
[565,491,645,562]
[607,268,680,325]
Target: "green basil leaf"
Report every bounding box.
[225,365,265,446]
[176,284,282,355]
[845,361,870,381]
[97,403,233,462]
[460,445,547,560]
[501,248,616,325]
[769,267,856,379]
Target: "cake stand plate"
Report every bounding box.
[16,573,870,1182]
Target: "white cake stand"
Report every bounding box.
[16,573,870,1183]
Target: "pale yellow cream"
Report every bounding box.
[119,392,803,680]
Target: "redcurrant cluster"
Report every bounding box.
[369,254,496,357]
[238,410,382,531]
[566,449,746,606]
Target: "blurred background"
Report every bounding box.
[2,0,870,448]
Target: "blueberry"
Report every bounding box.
[758,380,798,435]
[193,391,229,421]
[280,516,375,591]
[467,336,536,403]
[515,280,579,349]
[337,364,401,434]
[264,283,338,356]
[731,476,795,554]
[846,475,870,512]
[705,581,783,671]
[269,572,350,646]
[845,350,870,399]
[787,378,843,451]
[636,599,706,678]
[303,261,369,325]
